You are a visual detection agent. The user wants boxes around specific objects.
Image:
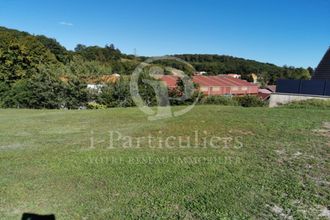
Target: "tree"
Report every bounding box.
[1,71,66,109]
[74,44,87,52]
[98,80,134,107]
[307,67,314,77]
[36,35,71,63]
[0,37,57,84]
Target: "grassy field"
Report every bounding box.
[0,105,329,219]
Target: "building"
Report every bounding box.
[161,75,258,96]
[270,47,330,107]
[257,86,276,100]
[312,47,330,80]
[258,88,272,100]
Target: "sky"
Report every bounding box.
[0,0,329,68]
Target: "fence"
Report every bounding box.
[276,79,330,96]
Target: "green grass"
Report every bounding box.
[0,106,329,219]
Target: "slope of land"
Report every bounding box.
[0,26,311,83]
[0,106,329,219]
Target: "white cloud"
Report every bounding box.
[59,21,73,26]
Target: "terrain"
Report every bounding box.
[0,105,329,219]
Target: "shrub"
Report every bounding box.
[198,95,265,107]
[64,79,89,109]
[200,95,239,106]
[0,69,89,109]
[98,80,134,108]
[234,95,265,107]
[97,74,164,108]
[1,74,66,109]
[281,99,330,109]
[87,102,107,109]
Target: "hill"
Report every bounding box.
[175,54,311,84]
[0,26,311,84]
[0,26,312,109]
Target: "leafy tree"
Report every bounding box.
[98,80,134,107]
[1,71,65,108]
[74,44,87,52]
[0,36,58,84]
[64,78,89,109]
[36,35,71,64]
[307,67,314,76]
[0,67,89,109]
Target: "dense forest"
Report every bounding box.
[0,26,313,108]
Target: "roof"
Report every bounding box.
[258,89,272,100]
[160,75,178,88]
[161,75,257,88]
[193,75,255,87]
[266,85,276,92]
[312,47,330,80]
[258,89,272,94]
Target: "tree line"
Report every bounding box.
[0,26,313,109]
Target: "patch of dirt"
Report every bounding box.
[313,122,330,137]
[319,206,330,219]
[268,204,293,220]
[289,201,330,219]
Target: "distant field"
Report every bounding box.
[0,106,329,219]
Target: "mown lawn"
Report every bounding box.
[0,105,329,219]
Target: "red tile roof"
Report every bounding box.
[258,89,272,100]
[161,75,256,87]
[160,75,178,88]
[161,75,259,95]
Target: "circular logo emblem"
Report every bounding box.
[130,56,201,121]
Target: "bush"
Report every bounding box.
[234,95,265,107]
[198,95,265,107]
[1,74,66,109]
[64,79,89,109]
[97,74,163,108]
[200,95,239,106]
[87,102,107,109]
[281,99,330,109]
[0,70,89,109]
[169,77,202,106]
[98,80,134,108]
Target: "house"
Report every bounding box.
[161,75,259,96]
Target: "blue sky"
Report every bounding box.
[0,0,329,68]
